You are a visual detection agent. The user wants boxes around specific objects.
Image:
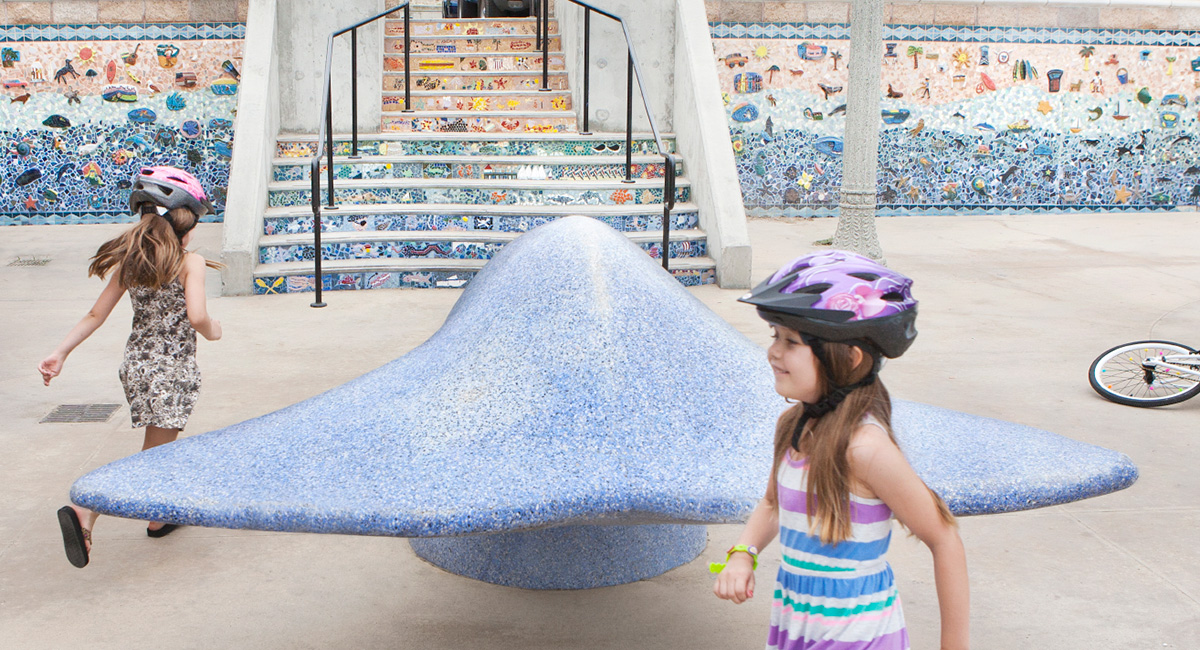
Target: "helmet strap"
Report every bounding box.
[789,336,881,451]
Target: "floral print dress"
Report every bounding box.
[118,280,200,430]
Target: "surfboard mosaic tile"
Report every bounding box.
[1,23,244,225]
[711,22,1200,216]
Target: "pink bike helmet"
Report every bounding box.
[128,166,215,216]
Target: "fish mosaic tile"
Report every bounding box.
[1,23,243,225]
[385,19,556,38]
[711,22,1200,215]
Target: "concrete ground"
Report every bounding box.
[2,213,1198,649]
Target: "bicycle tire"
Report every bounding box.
[1089,340,1200,407]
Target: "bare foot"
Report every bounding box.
[71,505,96,552]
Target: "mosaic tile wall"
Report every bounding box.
[712,22,1200,216]
[1,23,244,225]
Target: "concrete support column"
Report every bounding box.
[833,0,884,261]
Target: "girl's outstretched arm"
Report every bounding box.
[182,252,221,341]
[712,487,779,605]
[850,425,970,650]
[39,273,126,386]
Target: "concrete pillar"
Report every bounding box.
[832,0,884,261]
[276,0,384,134]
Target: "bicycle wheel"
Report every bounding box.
[1089,340,1200,407]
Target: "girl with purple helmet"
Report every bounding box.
[40,167,223,568]
[711,251,969,649]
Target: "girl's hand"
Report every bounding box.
[207,318,222,341]
[39,353,64,386]
[712,554,756,604]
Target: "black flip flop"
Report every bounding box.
[146,523,179,538]
[56,506,89,568]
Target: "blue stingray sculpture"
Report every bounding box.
[71,217,1137,589]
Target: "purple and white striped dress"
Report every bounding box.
[768,424,908,650]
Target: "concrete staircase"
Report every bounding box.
[251,15,715,294]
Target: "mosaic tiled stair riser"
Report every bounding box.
[73,218,1136,589]
[0,23,243,225]
[262,210,700,235]
[711,22,1200,216]
[272,159,675,182]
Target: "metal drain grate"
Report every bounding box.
[8,256,51,267]
[41,404,121,424]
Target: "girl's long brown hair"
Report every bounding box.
[766,341,955,545]
[88,207,219,287]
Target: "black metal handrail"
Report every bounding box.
[540,0,678,272]
[309,2,413,307]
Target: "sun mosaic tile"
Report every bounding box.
[712,22,1200,216]
[2,23,243,225]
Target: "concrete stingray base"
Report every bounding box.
[409,525,709,589]
[68,216,1137,590]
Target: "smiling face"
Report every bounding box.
[767,325,824,403]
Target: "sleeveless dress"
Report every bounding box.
[768,417,908,650]
[117,280,200,430]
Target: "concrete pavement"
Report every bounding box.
[2,213,1198,648]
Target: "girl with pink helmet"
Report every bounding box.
[41,166,223,568]
[711,251,969,649]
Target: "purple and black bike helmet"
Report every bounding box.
[128,166,215,217]
[738,250,918,359]
[740,250,919,432]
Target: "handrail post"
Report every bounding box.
[581,8,590,134]
[623,51,633,183]
[403,6,412,112]
[539,0,550,91]
[661,153,674,271]
[350,27,359,158]
[311,161,326,307]
[325,85,337,210]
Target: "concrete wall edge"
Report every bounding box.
[675,0,752,289]
[222,0,279,296]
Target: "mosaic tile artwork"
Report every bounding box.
[267,184,690,208]
[73,218,1133,589]
[261,210,700,236]
[256,236,705,265]
[271,160,672,182]
[274,137,674,158]
[711,22,1200,216]
[1,23,244,225]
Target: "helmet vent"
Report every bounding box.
[881,291,906,302]
[847,272,880,281]
[796,283,830,295]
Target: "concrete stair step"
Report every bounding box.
[385,35,559,53]
[383,90,571,112]
[384,52,565,73]
[257,229,709,265]
[252,255,716,293]
[380,112,576,133]
[267,177,691,208]
[385,18,557,37]
[272,154,682,182]
[261,203,701,235]
[275,132,677,158]
[384,71,568,91]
